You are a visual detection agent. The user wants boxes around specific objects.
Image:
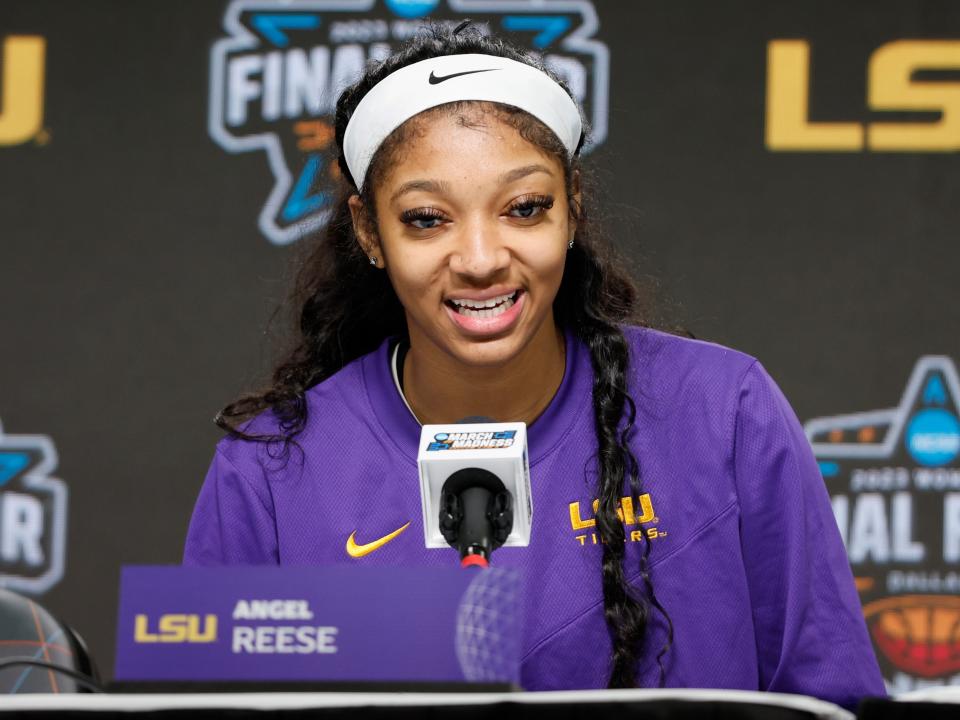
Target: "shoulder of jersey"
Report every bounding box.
[621,324,757,391]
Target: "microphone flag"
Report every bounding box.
[417,422,533,550]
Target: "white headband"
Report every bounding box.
[342,53,583,189]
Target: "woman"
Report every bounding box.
[185,25,884,705]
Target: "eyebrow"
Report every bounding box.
[390,179,451,204]
[498,164,554,184]
[389,164,556,204]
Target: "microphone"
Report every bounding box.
[439,468,512,566]
[417,420,533,567]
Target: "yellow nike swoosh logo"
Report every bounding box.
[345,522,411,558]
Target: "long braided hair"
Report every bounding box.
[217,24,673,687]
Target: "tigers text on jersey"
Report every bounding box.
[184,326,885,706]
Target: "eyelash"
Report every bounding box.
[400,207,445,229]
[399,194,555,230]
[509,194,554,219]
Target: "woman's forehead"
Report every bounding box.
[372,103,565,190]
[392,102,534,145]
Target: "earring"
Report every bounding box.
[568,239,575,249]
[369,256,377,266]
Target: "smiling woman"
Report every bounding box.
[184,23,886,705]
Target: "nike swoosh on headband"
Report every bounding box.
[428,68,498,85]
[345,522,411,558]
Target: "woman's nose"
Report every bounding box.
[449,216,510,279]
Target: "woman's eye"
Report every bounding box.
[401,209,446,230]
[410,217,441,229]
[507,195,554,220]
[512,204,539,218]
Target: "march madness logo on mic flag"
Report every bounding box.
[0,416,67,595]
[209,0,610,245]
[806,356,960,692]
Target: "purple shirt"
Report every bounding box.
[185,327,885,706]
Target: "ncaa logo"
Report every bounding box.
[209,0,610,245]
[0,416,67,594]
[806,356,960,690]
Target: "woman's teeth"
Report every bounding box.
[450,292,517,318]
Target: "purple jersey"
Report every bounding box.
[184,327,885,705]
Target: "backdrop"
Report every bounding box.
[1,0,958,690]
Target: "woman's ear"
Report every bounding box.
[348,194,384,267]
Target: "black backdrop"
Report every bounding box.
[1,0,958,689]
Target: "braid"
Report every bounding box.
[587,322,644,685]
[583,321,673,686]
[560,220,675,686]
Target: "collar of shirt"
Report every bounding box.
[360,327,592,466]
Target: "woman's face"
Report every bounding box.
[351,107,576,369]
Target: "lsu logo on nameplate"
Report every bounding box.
[209,0,610,245]
[0,416,67,594]
[806,357,960,692]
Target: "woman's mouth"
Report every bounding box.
[448,291,519,318]
[444,290,524,335]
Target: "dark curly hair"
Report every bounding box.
[217,23,673,688]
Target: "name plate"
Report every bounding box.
[115,566,521,684]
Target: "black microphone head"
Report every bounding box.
[440,468,514,560]
[455,416,496,424]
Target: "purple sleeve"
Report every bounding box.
[734,362,886,707]
[183,447,279,565]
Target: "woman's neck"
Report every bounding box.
[402,321,566,426]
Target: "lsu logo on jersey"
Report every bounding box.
[806,356,960,691]
[209,0,610,245]
[568,493,666,546]
[0,415,67,594]
[134,614,218,643]
[0,35,46,147]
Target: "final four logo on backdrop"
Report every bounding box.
[0,416,67,594]
[209,0,609,245]
[806,357,960,691]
